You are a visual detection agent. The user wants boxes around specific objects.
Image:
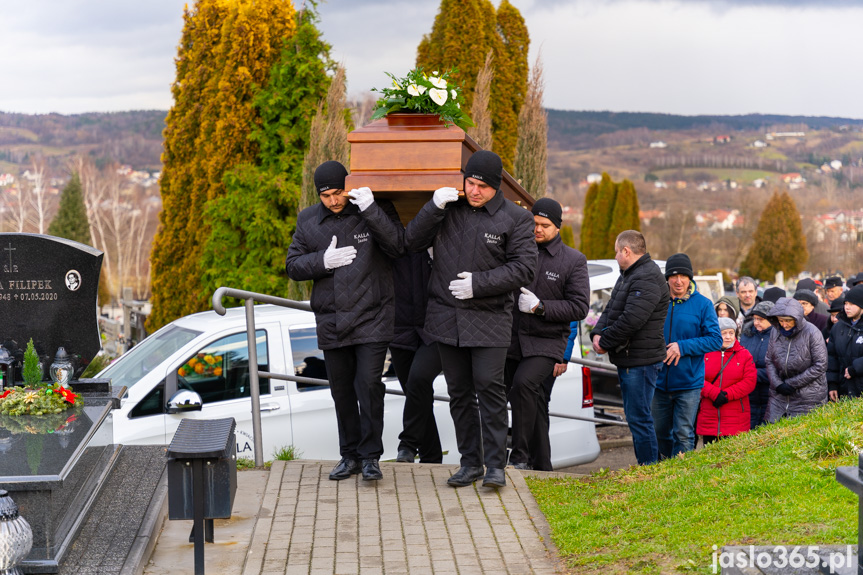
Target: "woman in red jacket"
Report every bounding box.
[697,317,757,444]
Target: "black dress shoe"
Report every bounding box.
[395,449,416,463]
[446,466,485,487]
[329,457,361,480]
[482,467,506,488]
[361,459,383,481]
[511,462,531,470]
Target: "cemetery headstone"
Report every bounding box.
[0,233,103,380]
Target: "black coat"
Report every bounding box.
[405,191,537,348]
[508,235,590,361]
[740,324,773,406]
[827,312,863,397]
[285,200,404,350]
[390,249,433,351]
[591,253,669,368]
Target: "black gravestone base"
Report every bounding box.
[0,386,125,573]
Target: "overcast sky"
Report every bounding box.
[1,0,861,118]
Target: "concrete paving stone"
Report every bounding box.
[334,565,359,575]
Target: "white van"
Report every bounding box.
[99,300,602,468]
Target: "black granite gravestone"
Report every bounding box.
[0,233,103,378]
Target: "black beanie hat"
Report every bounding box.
[750,300,775,319]
[850,274,863,287]
[664,253,693,280]
[846,284,863,308]
[792,289,818,307]
[532,198,563,229]
[824,276,844,290]
[314,161,348,194]
[830,295,845,313]
[795,278,817,292]
[464,150,503,192]
[763,286,786,303]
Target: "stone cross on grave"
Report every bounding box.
[4,242,17,273]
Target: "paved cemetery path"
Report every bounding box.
[145,461,568,574]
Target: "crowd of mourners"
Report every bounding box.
[592,245,863,466]
[285,151,863,484]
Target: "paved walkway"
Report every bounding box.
[145,460,567,574]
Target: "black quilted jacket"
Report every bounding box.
[405,191,537,348]
[591,253,669,368]
[390,249,433,351]
[827,312,863,397]
[285,200,404,350]
[508,235,590,361]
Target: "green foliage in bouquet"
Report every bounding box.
[22,338,43,387]
[371,67,474,131]
[0,384,82,416]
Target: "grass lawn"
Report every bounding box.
[528,399,862,574]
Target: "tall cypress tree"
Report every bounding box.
[417,0,528,171]
[607,179,641,250]
[580,174,641,259]
[739,190,808,279]
[149,0,298,330]
[48,173,91,245]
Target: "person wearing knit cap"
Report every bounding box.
[592,230,669,465]
[695,316,756,444]
[792,288,829,336]
[762,286,786,304]
[714,295,740,321]
[827,284,863,400]
[406,149,537,488]
[828,294,845,327]
[505,197,589,471]
[824,276,844,305]
[653,252,722,459]
[795,277,830,316]
[740,300,775,428]
[286,160,406,482]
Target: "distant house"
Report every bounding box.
[753,178,767,189]
[654,181,668,189]
[752,140,768,148]
[714,135,731,144]
[639,209,666,225]
[767,132,805,139]
[675,181,687,189]
[586,173,602,184]
[781,172,806,189]
[0,174,14,186]
[649,141,667,149]
[831,160,843,170]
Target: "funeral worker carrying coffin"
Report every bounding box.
[285,161,405,482]
[405,150,537,489]
[505,198,589,471]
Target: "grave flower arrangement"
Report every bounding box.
[177,354,223,378]
[0,339,81,416]
[371,67,474,131]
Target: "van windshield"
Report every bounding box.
[99,325,202,390]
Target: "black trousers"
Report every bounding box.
[437,344,508,469]
[323,342,389,460]
[505,356,556,468]
[528,372,558,471]
[389,343,443,463]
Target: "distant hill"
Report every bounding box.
[547,109,863,150]
[0,110,166,171]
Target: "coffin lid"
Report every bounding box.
[345,113,533,224]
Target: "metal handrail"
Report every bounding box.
[213,286,628,465]
[568,356,618,372]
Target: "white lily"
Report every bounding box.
[429,88,448,106]
[451,89,457,99]
[430,76,447,89]
[407,83,427,96]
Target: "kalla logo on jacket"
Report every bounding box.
[545,270,559,282]
[354,232,370,244]
[484,233,501,245]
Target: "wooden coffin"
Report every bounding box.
[345,113,534,224]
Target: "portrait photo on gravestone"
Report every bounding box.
[0,233,104,382]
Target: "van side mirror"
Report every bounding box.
[167,390,203,414]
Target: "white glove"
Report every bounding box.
[449,272,473,300]
[518,287,541,314]
[323,235,357,270]
[427,246,434,260]
[433,186,459,209]
[347,187,374,211]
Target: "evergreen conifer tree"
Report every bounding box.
[149,0,300,330]
[606,178,641,250]
[47,173,91,245]
[513,54,547,200]
[739,190,808,279]
[580,174,641,259]
[560,225,575,249]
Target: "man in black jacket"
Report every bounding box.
[827,284,863,400]
[405,150,537,488]
[285,160,405,482]
[591,230,668,465]
[505,198,589,471]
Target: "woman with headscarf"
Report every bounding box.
[764,297,828,422]
[696,317,757,444]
